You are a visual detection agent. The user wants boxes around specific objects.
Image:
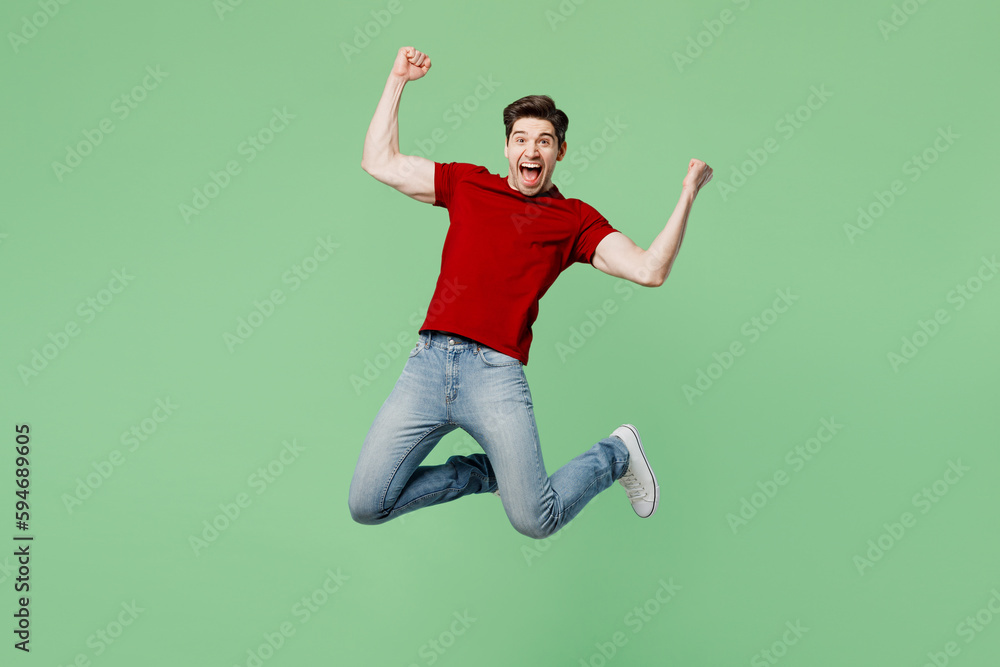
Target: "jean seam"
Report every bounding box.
[516,368,542,486]
[394,470,489,513]
[609,436,630,480]
[516,368,560,525]
[561,474,604,516]
[380,423,452,513]
[476,345,520,367]
[409,333,426,358]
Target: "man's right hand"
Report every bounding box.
[391,46,431,82]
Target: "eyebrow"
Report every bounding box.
[512,130,555,139]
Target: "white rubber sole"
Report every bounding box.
[620,423,659,518]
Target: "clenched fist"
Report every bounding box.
[391,46,431,82]
[682,159,713,195]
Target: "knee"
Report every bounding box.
[510,515,557,540]
[347,487,382,526]
[349,504,375,525]
[348,501,380,526]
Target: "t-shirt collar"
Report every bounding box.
[500,172,564,200]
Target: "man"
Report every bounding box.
[348,46,713,539]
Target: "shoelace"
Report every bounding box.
[619,471,646,500]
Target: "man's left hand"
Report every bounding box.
[682,159,713,196]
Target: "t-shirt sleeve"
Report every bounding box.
[572,201,619,265]
[434,162,482,208]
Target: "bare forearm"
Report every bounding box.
[643,187,697,285]
[361,73,407,173]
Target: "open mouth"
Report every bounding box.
[519,161,542,186]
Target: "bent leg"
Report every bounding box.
[348,339,496,525]
[456,351,629,539]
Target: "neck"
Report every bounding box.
[506,173,552,197]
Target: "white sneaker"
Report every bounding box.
[612,424,659,518]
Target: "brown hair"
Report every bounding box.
[503,95,568,147]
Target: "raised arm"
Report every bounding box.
[361,46,436,204]
[592,159,713,286]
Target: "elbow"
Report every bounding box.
[636,251,668,287]
[638,269,666,288]
[360,149,379,175]
[361,154,390,180]
[360,159,382,181]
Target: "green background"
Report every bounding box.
[2,0,999,665]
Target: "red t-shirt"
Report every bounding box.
[418,161,619,365]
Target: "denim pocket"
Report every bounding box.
[477,345,520,367]
[408,339,424,358]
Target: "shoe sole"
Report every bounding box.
[622,423,659,518]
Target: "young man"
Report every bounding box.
[349,46,713,539]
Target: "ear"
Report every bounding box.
[504,138,509,160]
[556,141,567,161]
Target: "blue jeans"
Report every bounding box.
[348,329,631,539]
